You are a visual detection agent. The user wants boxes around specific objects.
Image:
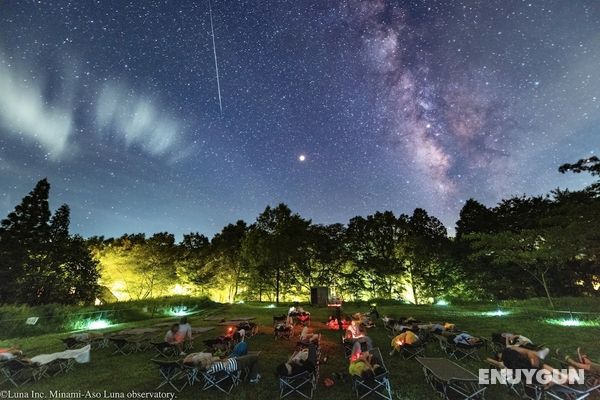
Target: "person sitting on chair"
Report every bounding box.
[298,326,319,343]
[345,321,374,350]
[276,343,317,377]
[164,323,184,355]
[176,316,193,351]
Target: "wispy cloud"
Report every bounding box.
[0,48,190,162]
[96,82,183,158]
[0,62,74,159]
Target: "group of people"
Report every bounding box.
[287,303,311,326]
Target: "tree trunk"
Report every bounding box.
[540,272,555,309]
[409,267,418,305]
[276,267,280,305]
[233,266,240,302]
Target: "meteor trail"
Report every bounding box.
[208,0,222,115]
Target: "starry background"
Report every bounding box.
[0,0,598,238]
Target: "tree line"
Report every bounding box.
[0,157,598,306]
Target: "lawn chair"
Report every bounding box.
[545,382,600,400]
[280,369,318,399]
[274,323,293,341]
[0,359,35,387]
[151,341,178,359]
[109,337,134,355]
[351,347,392,400]
[280,345,319,399]
[484,357,540,399]
[201,367,241,394]
[417,357,485,400]
[236,321,259,338]
[181,363,202,388]
[395,341,426,360]
[151,359,188,392]
[61,337,86,349]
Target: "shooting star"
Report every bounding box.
[208,0,222,115]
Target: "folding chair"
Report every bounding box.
[352,348,393,400]
[151,359,188,392]
[181,363,201,387]
[109,337,134,355]
[0,359,34,387]
[546,382,600,400]
[61,337,85,349]
[280,370,317,399]
[417,357,486,400]
[151,342,178,358]
[201,368,241,394]
[274,324,293,340]
[280,346,318,399]
[237,321,259,338]
[397,341,426,360]
[54,357,76,376]
[3,358,51,385]
[484,358,540,399]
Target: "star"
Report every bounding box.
[298,154,306,162]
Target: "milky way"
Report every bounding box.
[0,0,598,237]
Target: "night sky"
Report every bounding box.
[1,0,599,238]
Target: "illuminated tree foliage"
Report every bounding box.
[2,156,598,305]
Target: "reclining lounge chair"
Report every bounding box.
[351,347,393,400]
[417,357,486,400]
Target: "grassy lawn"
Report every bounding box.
[1,302,599,400]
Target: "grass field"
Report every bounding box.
[1,301,599,400]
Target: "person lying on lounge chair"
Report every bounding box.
[561,348,600,375]
[420,322,455,333]
[345,322,374,350]
[492,332,534,349]
[389,330,420,356]
[206,353,261,383]
[0,347,23,360]
[348,342,385,380]
[449,332,482,346]
[500,346,550,370]
[183,352,220,369]
[492,346,579,387]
